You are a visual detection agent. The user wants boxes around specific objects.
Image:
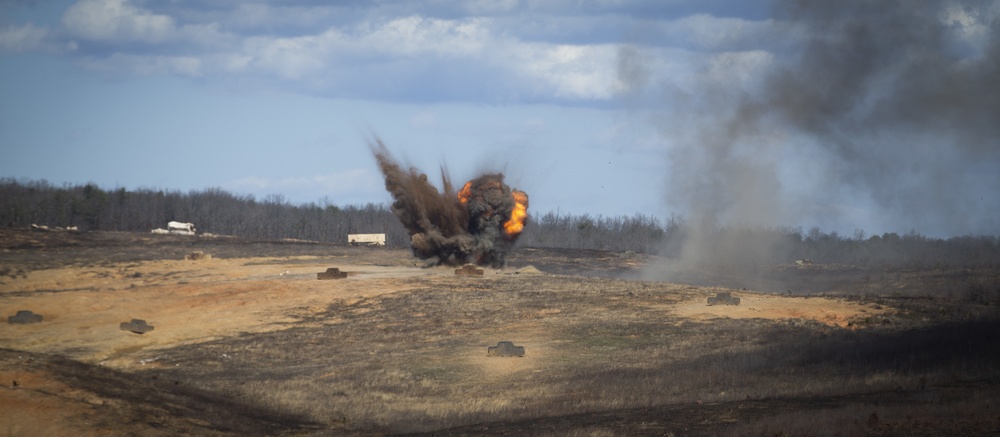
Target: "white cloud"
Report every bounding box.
[940,3,1000,58]
[0,23,50,53]
[227,15,618,100]
[61,0,230,48]
[665,14,782,51]
[227,3,336,31]
[18,1,793,106]
[233,16,492,82]
[62,0,176,43]
[499,42,619,100]
[357,15,490,58]
[241,29,344,80]
[614,43,769,106]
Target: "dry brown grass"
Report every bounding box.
[138,274,1000,434]
[2,230,999,435]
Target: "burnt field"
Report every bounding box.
[2,229,1000,436]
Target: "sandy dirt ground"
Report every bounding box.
[670,292,889,328]
[0,256,453,436]
[0,248,898,436]
[3,230,999,436]
[2,257,474,368]
[3,257,882,365]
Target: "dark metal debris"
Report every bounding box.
[121,319,155,334]
[455,264,484,277]
[8,310,42,324]
[488,341,525,357]
[317,267,348,280]
[707,292,741,306]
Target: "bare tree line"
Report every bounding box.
[2,178,999,268]
[516,211,671,254]
[0,178,407,245]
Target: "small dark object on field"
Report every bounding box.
[8,310,43,324]
[121,319,154,334]
[867,411,880,428]
[317,267,348,280]
[795,258,814,266]
[455,264,484,277]
[488,341,525,357]
[707,292,741,306]
[185,251,211,260]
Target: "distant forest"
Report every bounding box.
[3,178,1000,268]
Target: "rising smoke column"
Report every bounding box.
[371,139,529,268]
[622,0,1000,274]
[757,0,1000,234]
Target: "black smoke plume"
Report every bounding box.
[371,139,529,268]
[622,0,1000,283]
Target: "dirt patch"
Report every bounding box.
[0,257,454,369]
[670,291,891,328]
[467,335,550,380]
[0,367,100,437]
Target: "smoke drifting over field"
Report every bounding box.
[372,139,528,268]
[627,0,1000,271]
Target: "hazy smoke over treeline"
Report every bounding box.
[371,139,528,267]
[623,0,1000,270]
[761,0,1000,231]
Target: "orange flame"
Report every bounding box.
[457,181,472,204]
[504,190,528,236]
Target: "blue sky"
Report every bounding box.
[2,0,998,237]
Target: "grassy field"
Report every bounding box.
[1,229,999,435]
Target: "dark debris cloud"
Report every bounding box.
[371,139,528,268]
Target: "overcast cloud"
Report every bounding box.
[3,0,785,103]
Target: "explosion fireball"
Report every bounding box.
[372,139,529,268]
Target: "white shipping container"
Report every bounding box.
[348,233,386,246]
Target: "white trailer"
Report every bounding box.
[348,233,386,246]
[151,221,196,235]
[167,221,196,233]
